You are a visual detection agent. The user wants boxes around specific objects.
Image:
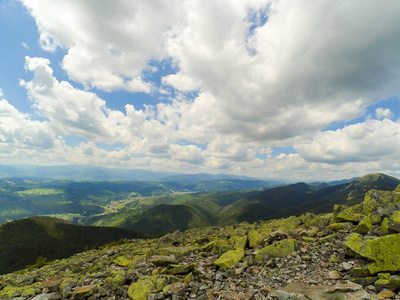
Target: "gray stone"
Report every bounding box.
[31,293,61,300]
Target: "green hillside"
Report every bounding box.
[88,173,400,237]
[219,173,400,225]
[2,185,400,299]
[119,204,212,237]
[0,216,143,275]
[0,177,273,224]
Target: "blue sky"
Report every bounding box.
[0,0,400,180]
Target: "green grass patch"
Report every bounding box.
[17,189,64,196]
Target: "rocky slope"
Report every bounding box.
[2,186,400,299]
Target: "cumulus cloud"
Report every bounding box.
[21,1,400,145]
[11,1,400,178]
[295,119,400,163]
[375,108,393,120]
[19,57,185,159]
[0,99,55,149]
[21,0,184,92]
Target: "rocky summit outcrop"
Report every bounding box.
[3,186,400,299]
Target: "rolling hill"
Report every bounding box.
[219,173,400,224]
[90,173,400,236]
[0,216,143,274]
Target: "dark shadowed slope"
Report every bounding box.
[0,216,143,274]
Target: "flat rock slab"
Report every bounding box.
[275,282,370,300]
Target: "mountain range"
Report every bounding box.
[86,173,400,237]
[0,172,399,274]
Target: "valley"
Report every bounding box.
[0,171,399,276]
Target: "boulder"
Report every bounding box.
[230,235,247,250]
[248,230,264,248]
[382,218,390,235]
[214,249,245,271]
[347,232,400,274]
[374,274,400,291]
[71,285,96,300]
[299,212,326,227]
[384,211,400,234]
[212,238,233,254]
[151,255,178,266]
[362,190,397,215]
[255,239,297,261]
[319,234,336,244]
[128,276,168,300]
[328,222,353,231]
[368,234,400,274]
[345,232,375,260]
[39,277,65,292]
[167,263,197,275]
[354,215,372,234]
[336,210,365,223]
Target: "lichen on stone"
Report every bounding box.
[345,232,375,260]
[255,239,297,261]
[127,275,168,300]
[214,249,245,271]
[354,215,372,234]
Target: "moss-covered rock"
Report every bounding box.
[368,234,400,274]
[345,232,375,260]
[167,263,197,275]
[319,234,336,244]
[0,284,39,298]
[300,213,326,228]
[381,218,390,235]
[384,211,400,234]
[113,256,131,267]
[248,230,264,248]
[375,274,400,290]
[362,190,396,215]
[260,216,301,235]
[354,216,372,234]
[302,236,315,243]
[127,276,168,300]
[59,277,77,298]
[255,239,297,261]
[230,235,247,250]
[328,222,353,231]
[371,214,382,225]
[105,270,127,290]
[214,249,245,271]
[336,210,365,223]
[212,238,233,254]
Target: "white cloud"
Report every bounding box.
[21,1,400,146]
[0,88,3,98]
[375,108,393,120]
[0,99,55,149]
[21,0,185,92]
[168,144,205,164]
[10,1,400,179]
[19,57,182,159]
[295,119,400,163]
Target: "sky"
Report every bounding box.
[1,0,400,181]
